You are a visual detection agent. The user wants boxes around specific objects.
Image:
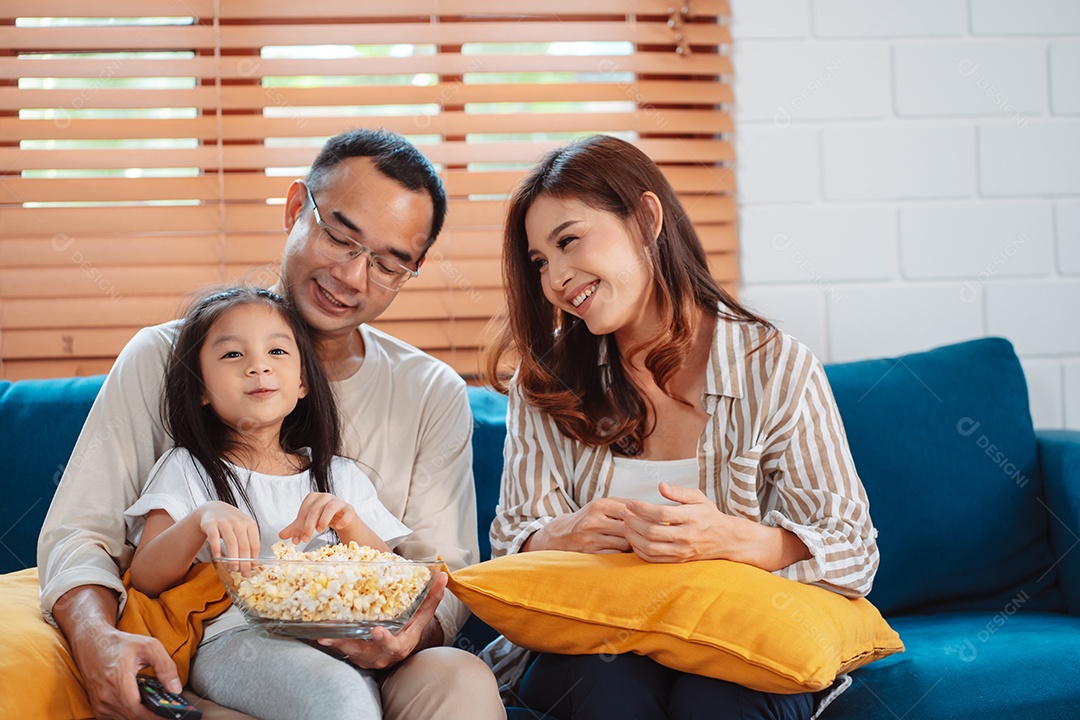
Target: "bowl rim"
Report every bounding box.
[213,556,443,566]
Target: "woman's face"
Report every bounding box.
[525,194,656,341]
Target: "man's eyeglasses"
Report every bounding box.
[304,183,420,291]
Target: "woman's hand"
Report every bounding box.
[523,497,632,554]
[623,483,813,570]
[196,501,260,570]
[317,571,448,670]
[621,483,732,562]
[279,492,360,545]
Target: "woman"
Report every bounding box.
[485,135,879,720]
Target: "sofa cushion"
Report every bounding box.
[824,338,1061,616]
[450,551,904,694]
[0,376,104,574]
[827,611,1080,720]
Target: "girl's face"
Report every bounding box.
[198,303,308,436]
[525,194,656,342]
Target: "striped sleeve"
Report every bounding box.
[489,380,579,557]
[758,342,879,597]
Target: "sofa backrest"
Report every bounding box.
[0,376,105,573]
[825,337,1062,615]
[3,337,1065,621]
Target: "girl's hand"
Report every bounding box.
[523,497,631,554]
[196,501,260,571]
[279,492,359,545]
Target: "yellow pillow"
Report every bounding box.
[0,569,93,718]
[449,551,903,694]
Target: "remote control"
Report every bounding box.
[137,675,203,719]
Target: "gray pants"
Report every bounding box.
[189,627,382,720]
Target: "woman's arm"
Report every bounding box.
[625,336,877,596]
[492,380,630,556]
[130,503,260,597]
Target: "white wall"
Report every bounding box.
[731,0,1080,430]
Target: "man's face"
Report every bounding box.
[279,156,434,341]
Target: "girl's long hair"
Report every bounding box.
[485,135,773,455]
[161,286,340,509]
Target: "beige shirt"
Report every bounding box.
[38,321,478,641]
[490,316,879,597]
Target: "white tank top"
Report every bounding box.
[609,455,699,505]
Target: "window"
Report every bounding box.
[0,1,736,379]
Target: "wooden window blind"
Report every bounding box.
[0,1,736,381]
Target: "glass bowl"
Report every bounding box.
[212,556,444,639]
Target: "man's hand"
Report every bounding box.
[54,585,182,720]
[522,497,631,554]
[316,571,448,670]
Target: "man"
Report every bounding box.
[38,129,506,719]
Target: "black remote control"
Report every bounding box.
[137,675,203,719]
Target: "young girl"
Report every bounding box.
[124,286,410,719]
[485,136,879,720]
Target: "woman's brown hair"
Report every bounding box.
[486,135,773,455]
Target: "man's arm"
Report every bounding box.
[36,324,179,718]
[392,371,479,644]
[52,585,181,720]
[37,324,176,619]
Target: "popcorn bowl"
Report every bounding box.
[212,549,444,640]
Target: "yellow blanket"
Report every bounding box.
[0,564,229,718]
[119,562,233,685]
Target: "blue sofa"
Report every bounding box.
[3,336,1079,719]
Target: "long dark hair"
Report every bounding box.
[486,135,774,455]
[161,286,340,510]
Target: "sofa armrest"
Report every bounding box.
[1038,430,1080,615]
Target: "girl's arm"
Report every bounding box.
[130,502,260,597]
[279,493,391,553]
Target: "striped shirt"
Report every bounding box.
[490,316,879,597]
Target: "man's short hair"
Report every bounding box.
[306,128,447,251]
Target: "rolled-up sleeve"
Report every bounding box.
[37,325,176,623]
[490,381,581,558]
[762,358,879,598]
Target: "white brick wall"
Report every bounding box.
[741,207,896,283]
[971,0,1080,35]
[821,125,976,200]
[813,0,968,38]
[734,126,819,203]
[980,123,1080,196]
[1049,44,1080,114]
[734,43,888,121]
[731,0,1080,429]
[1022,360,1065,428]
[892,42,1045,116]
[1058,202,1080,274]
[1066,361,1080,427]
[828,284,985,362]
[899,202,1053,279]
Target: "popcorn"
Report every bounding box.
[229,541,432,623]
